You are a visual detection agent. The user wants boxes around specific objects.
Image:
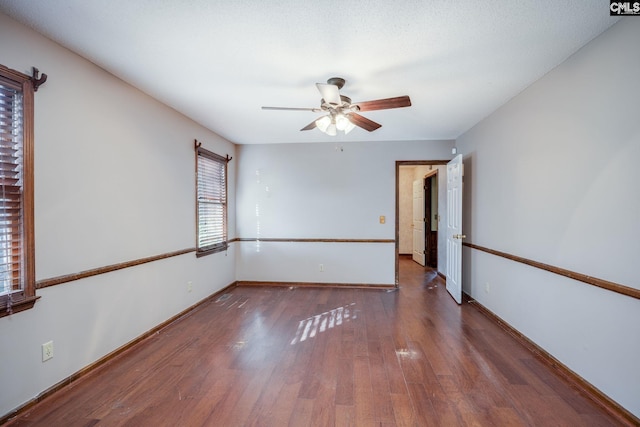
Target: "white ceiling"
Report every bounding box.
[0,1,619,145]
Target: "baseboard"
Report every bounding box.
[1,282,238,425]
[463,293,639,427]
[236,280,395,290]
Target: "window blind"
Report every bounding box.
[196,148,227,254]
[0,76,25,307]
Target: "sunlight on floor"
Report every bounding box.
[290,303,356,345]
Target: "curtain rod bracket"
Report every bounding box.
[194,140,231,163]
[31,67,47,92]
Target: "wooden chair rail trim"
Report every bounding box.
[233,238,395,243]
[464,293,640,427]
[1,281,238,425]
[237,280,395,290]
[33,238,393,290]
[36,248,196,289]
[463,242,640,300]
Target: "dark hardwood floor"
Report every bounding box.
[6,258,624,426]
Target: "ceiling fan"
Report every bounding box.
[261,77,411,135]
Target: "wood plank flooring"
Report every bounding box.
[6,258,625,426]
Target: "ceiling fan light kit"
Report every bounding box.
[315,113,356,136]
[262,77,411,136]
[315,115,335,135]
[335,114,355,133]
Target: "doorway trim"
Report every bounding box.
[395,160,449,287]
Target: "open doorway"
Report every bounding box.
[424,170,439,268]
[395,161,449,286]
[410,171,438,267]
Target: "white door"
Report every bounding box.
[412,179,425,266]
[446,154,464,304]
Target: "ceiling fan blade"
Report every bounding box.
[262,106,322,112]
[300,120,317,131]
[316,83,341,106]
[347,113,382,132]
[354,96,411,112]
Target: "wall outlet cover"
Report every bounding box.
[42,341,54,362]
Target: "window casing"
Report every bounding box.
[196,146,227,256]
[0,65,36,318]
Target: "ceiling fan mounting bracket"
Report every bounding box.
[327,77,346,89]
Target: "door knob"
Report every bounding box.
[453,234,466,239]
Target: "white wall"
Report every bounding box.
[398,166,415,254]
[0,13,236,418]
[235,141,453,284]
[456,19,640,417]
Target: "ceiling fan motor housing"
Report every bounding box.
[321,95,353,112]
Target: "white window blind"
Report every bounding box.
[0,75,25,308]
[196,147,227,254]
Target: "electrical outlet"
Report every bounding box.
[379,215,386,224]
[187,281,193,292]
[485,282,490,293]
[42,341,54,362]
[319,264,324,272]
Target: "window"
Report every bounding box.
[196,144,227,256]
[0,64,36,318]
